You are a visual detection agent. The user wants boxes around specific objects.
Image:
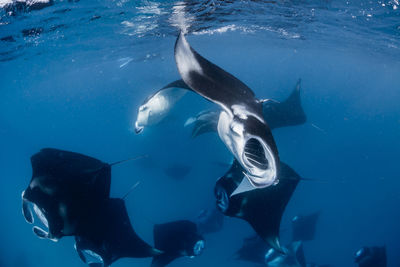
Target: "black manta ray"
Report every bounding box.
[214,159,300,251]
[21,148,113,241]
[292,211,320,242]
[234,234,271,264]
[74,198,160,267]
[174,33,280,190]
[21,148,141,241]
[185,79,306,138]
[354,246,386,267]
[152,220,205,267]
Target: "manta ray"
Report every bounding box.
[135,33,285,190]
[175,33,280,190]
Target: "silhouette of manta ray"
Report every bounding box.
[21,148,141,241]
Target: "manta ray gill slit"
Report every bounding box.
[243,138,269,170]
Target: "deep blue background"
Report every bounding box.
[0,1,399,266]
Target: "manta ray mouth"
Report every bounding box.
[22,191,34,224]
[240,136,278,188]
[243,138,269,170]
[75,237,105,266]
[80,249,104,266]
[134,121,144,134]
[21,191,56,241]
[74,241,105,267]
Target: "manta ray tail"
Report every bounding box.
[110,155,148,166]
[122,181,141,200]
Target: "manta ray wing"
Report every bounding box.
[174,33,263,121]
[75,198,158,266]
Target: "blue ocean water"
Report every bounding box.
[0,0,399,266]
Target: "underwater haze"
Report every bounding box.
[0,0,399,267]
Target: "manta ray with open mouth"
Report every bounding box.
[174,33,280,190]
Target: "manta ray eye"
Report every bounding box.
[243,138,269,170]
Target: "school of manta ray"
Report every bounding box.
[21,33,387,267]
